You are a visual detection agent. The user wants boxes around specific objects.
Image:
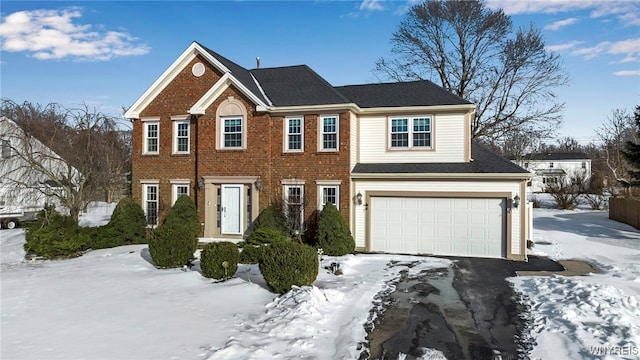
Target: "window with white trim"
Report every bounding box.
[284,184,304,232]
[320,115,338,151]
[172,183,189,205]
[142,183,159,226]
[222,117,243,149]
[319,185,339,210]
[173,120,190,154]
[389,116,432,149]
[143,121,159,154]
[285,116,304,152]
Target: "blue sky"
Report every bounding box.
[1,1,639,145]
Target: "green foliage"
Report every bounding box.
[24,212,90,259]
[238,244,262,264]
[200,242,239,281]
[316,203,355,256]
[259,242,319,294]
[246,227,289,245]
[148,196,199,268]
[105,197,147,245]
[252,204,290,235]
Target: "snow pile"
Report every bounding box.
[206,255,451,359]
[511,209,640,360]
[78,201,116,227]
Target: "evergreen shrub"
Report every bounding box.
[105,197,147,245]
[238,244,262,264]
[148,196,199,268]
[252,205,290,235]
[200,241,239,280]
[246,227,289,245]
[316,203,355,256]
[24,212,90,259]
[259,242,319,294]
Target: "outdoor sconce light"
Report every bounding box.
[255,176,262,191]
[356,192,363,205]
[197,177,204,190]
[513,195,520,209]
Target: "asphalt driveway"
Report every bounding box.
[365,256,564,360]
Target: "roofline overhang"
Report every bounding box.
[350,172,533,180]
[357,103,475,115]
[125,42,233,119]
[256,103,358,114]
[189,73,268,115]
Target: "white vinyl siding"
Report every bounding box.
[285,116,304,152]
[358,114,466,163]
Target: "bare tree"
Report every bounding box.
[0,100,130,222]
[545,172,588,210]
[595,108,636,192]
[374,0,568,142]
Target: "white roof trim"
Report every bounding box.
[125,42,232,119]
[358,104,475,114]
[189,73,268,115]
[350,172,532,180]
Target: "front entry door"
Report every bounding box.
[221,185,242,235]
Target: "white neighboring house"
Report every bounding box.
[0,117,79,227]
[513,152,592,193]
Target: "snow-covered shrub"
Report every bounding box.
[238,243,262,264]
[315,202,354,256]
[148,196,199,268]
[200,241,239,281]
[259,242,319,294]
[251,204,291,236]
[246,227,289,245]
[24,212,90,259]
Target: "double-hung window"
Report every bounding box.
[389,116,432,149]
[143,119,160,154]
[319,185,339,210]
[284,184,304,232]
[222,117,243,149]
[142,183,159,226]
[320,115,338,151]
[172,119,190,154]
[171,181,189,205]
[285,116,304,152]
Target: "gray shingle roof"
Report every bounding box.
[352,142,530,175]
[522,152,589,161]
[251,66,351,106]
[335,80,471,108]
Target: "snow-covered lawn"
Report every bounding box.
[511,209,640,359]
[1,203,451,359]
[2,202,639,359]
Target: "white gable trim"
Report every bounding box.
[125,42,233,119]
[189,73,268,115]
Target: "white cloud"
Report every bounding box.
[546,40,583,52]
[359,0,385,11]
[0,8,150,61]
[613,70,640,76]
[570,38,640,61]
[544,17,578,31]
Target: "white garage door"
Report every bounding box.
[370,197,506,258]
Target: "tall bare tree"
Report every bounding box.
[375,0,568,142]
[0,99,130,222]
[595,108,636,190]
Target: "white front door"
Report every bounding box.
[221,185,243,235]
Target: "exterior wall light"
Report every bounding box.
[255,176,262,191]
[356,192,363,205]
[513,194,520,209]
[197,177,205,190]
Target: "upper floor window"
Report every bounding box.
[142,119,159,154]
[581,161,586,169]
[389,116,432,149]
[222,117,243,149]
[549,162,554,168]
[320,115,338,151]
[172,119,190,154]
[285,116,304,152]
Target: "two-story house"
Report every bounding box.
[514,152,592,193]
[125,42,532,260]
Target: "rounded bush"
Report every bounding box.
[252,205,290,235]
[259,242,319,294]
[238,244,262,264]
[200,241,239,281]
[149,225,196,268]
[246,227,289,246]
[105,197,147,246]
[24,213,90,259]
[164,195,201,239]
[316,202,355,256]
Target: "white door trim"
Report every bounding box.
[221,184,243,235]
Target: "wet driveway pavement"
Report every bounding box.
[362,256,564,360]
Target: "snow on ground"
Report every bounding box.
[1,202,451,360]
[511,208,640,360]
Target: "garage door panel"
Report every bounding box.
[370,197,506,258]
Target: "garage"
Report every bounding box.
[369,196,506,258]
